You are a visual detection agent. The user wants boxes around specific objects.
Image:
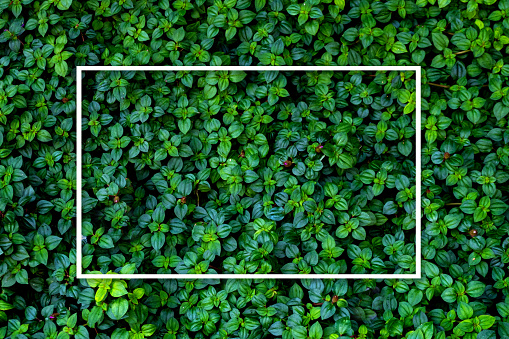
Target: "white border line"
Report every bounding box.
[415,68,422,280]
[76,66,421,279]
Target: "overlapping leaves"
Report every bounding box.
[81,70,417,276]
[1,0,509,338]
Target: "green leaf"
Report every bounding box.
[320,301,335,320]
[392,41,408,54]
[151,232,166,251]
[408,289,423,306]
[230,71,246,82]
[460,200,477,214]
[336,154,355,169]
[383,201,398,215]
[309,322,323,339]
[398,140,412,157]
[490,199,508,215]
[473,206,487,222]
[178,118,192,134]
[108,298,129,320]
[292,325,307,339]
[98,235,114,249]
[305,20,319,35]
[432,33,449,51]
[57,0,73,10]
[479,315,496,329]
[55,61,68,77]
[110,281,128,297]
[111,123,123,138]
[457,302,473,320]
[466,281,485,297]
[477,330,496,339]
[0,300,14,311]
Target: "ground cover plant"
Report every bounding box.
[0,0,509,338]
[80,69,417,275]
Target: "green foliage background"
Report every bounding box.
[0,0,509,338]
[80,70,417,276]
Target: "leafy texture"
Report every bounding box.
[0,0,509,338]
[81,70,417,275]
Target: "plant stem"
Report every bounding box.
[445,203,461,206]
[428,82,451,88]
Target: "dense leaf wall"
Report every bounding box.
[1,0,509,338]
[80,70,417,276]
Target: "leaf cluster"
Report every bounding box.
[80,70,417,276]
[1,0,509,338]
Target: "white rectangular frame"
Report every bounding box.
[76,66,422,279]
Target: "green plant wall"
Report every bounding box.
[81,69,417,276]
[1,0,509,338]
